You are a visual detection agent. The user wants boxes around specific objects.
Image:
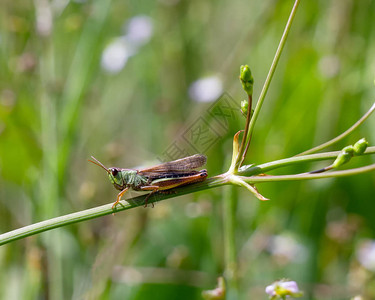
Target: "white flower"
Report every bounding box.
[125,15,153,47]
[101,15,153,74]
[356,239,375,271]
[268,234,307,263]
[189,76,223,103]
[265,280,302,299]
[101,38,135,73]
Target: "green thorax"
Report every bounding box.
[108,168,148,190]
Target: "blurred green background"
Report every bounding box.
[1,0,375,299]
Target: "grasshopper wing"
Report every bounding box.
[138,154,207,178]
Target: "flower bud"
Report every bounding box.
[333,150,352,168]
[342,145,354,155]
[240,65,254,95]
[202,277,225,300]
[241,100,248,116]
[353,138,368,155]
[240,65,252,82]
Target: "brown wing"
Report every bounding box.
[138,154,206,176]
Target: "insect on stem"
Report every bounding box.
[89,154,208,211]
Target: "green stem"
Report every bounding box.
[1,146,374,246]
[242,0,300,163]
[240,96,253,167]
[236,94,252,170]
[0,177,227,246]
[38,24,62,300]
[223,185,239,300]
[296,102,375,156]
[238,146,375,176]
[238,163,375,183]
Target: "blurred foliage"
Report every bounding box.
[1,0,375,299]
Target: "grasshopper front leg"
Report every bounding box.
[112,187,129,209]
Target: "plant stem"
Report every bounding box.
[38,19,62,300]
[223,185,239,300]
[296,102,375,156]
[239,163,375,183]
[241,0,300,164]
[236,94,252,169]
[238,146,375,176]
[1,146,374,246]
[241,95,253,166]
[0,176,228,246]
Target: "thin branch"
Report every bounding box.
[0,176,228,246]
[307,165,333,174]
[236,94,252,168]
[237,146,375,176]
[296,102,375,156]
[1,146,374,246]
[222,185,239,296]
[240,0,301,166]
[238,163,375,183]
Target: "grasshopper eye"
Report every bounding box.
[111,168,119,176]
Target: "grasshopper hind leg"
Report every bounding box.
[140,185,160,208]
[143,189,178,208]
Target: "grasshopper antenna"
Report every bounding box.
[88,156,110,174]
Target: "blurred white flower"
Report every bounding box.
[125,15,153,47]
[35,0,53,36]
[101,38,135,73]
[268,234,307,263]
[101,15,153,74]
[265,280,302,299]
[189,76,223,103]
[356,239,375,271]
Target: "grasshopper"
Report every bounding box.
[89,154,208,209]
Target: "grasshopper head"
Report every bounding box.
[108,167,124,187]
